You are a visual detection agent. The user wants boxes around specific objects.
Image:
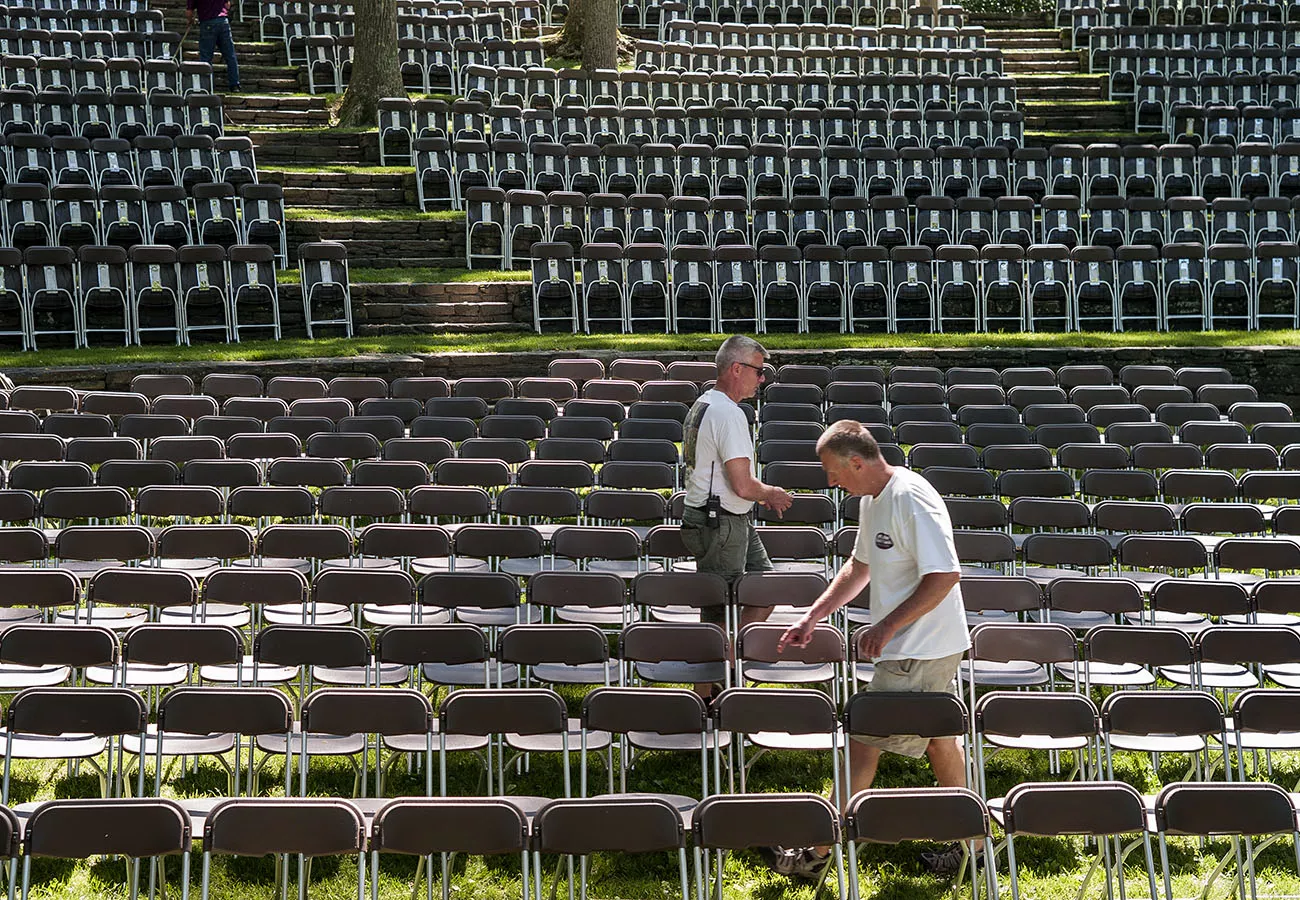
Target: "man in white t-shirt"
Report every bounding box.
[772,419,971,879]
[680,335,793,698]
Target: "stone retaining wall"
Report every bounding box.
[9,345,1300,407]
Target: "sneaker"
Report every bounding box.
[920,842,983,878]
[764,847,831,880]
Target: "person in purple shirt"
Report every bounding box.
[187,0,241,93]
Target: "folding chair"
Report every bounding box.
[201,799,366,900]
[999,782,1158,900]
[2,687,147,803]
[845,788,992,900]
[371,798,532,900]
[21,799,190,900]
[693,794,845,900]
[1153,783,1298,900]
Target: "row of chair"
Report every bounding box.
[0,360,1241,400]
[0,746,1290,900]
[0,241,341,349]
[1058,0,1298,27]
[0,89,225,142]
[466,190,1300,255]
[0,182,286,265]
[528,239,1300,333]
[458,69,1020,115]
[629,0,963,29]
[0,55,215,98]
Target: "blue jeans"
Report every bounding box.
[198,16,240,89]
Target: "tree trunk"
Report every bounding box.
[550,0,589,60]
[581,0,619,70]
[336,0,404,128]
[549,0,622,68]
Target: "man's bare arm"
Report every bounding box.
[778,557,870,651]
[723,456,792,512]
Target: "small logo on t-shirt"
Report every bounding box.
[875,532,894,549]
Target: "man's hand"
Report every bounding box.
[186,8,196,22]
[760,486,794,517]
[856,621,899,661]
[777,616,817,654]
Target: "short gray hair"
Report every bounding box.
[715,335,768,373]
[816,419,882,462]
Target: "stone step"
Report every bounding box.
[225,94,329,112]
[182,44,288,67]
[249,129,380,165]
[986,28,1063,38]
[1002,48,1081,61]
[1005,59,1084,74]
[285,214,465,266]
[281,186,414,207]
[1023,100,1131,130]
[359,322,532,334]
[987,35,1064,48]
[1018,84,1110,102]
[1026,129,1165,147]
[262,168,416,190]
[970,12,1054,28]
[226,107,333,128]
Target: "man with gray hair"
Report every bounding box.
[680,335,793,700]
[772,419,971,879]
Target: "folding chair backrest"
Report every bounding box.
[24,798,189,859]
[533,796,685,854]
[1002,782,1146,836]
[693,794,840,850]
[302,687,433,737]
[157,687,292,738]
[371,797,528,856]
[845,788,987,844]
[205,798,366,856]
[1156,783,1294,837]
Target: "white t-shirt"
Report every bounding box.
[683,389,755,515]
[852,467,970,661]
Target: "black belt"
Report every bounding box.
[685,505,748,518]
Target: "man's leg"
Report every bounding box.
[926,736,967,788]
[811,741,883,857]
[680,513,743,698]
[739,519,774,628]
[197,20,217,65]
[216,18,241,89]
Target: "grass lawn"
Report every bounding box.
[6,329,1300,371]
[11,698,1300,900]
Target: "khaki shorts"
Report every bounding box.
[680,507,773,626]
[853,651,965,758]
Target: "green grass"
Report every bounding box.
[262,164,416,175]
[284,206,462,223]
[6,329,1300,371]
